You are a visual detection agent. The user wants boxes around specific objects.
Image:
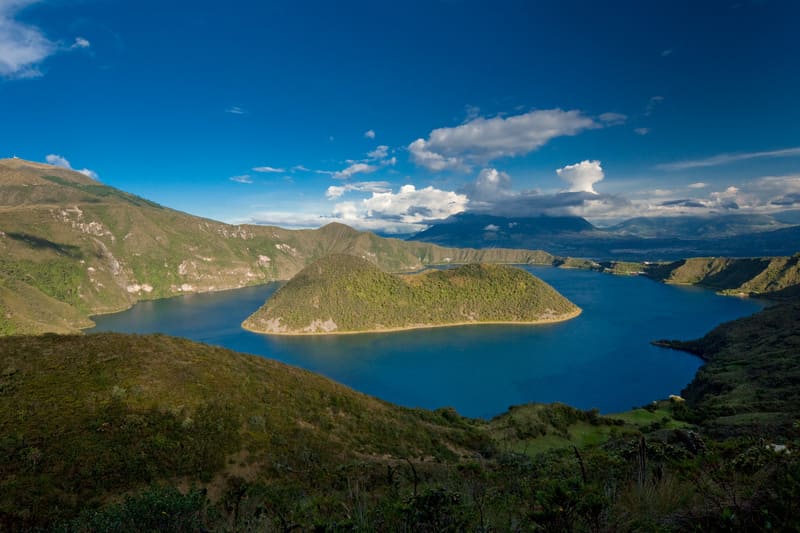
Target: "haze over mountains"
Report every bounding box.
[409,212,800,260]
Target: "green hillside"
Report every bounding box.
[655,300,800,437]
[0,332,492,528]
[0,158,559,335]
[645,255,800,297]
[242,254,580,334]
[1,331,798,531]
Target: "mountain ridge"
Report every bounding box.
[0,159,560,334]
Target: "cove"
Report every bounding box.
[88,267,765,418]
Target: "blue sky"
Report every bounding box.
[1,0,799,232]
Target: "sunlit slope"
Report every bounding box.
[243,254,580,334]
[0,158,559,334]
[646,255,800,297]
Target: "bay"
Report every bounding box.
[89,266,765,418]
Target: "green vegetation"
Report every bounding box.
[0,333,492,529]
[655,300,800,437]
[243,254,579,334]
[0,331,798,531]
[0,158,563,335]
[645,255,800,298]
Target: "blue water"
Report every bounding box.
[89,267,765,418]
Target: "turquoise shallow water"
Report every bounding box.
[89,267,765,418]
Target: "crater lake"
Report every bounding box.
[88,266,765,418]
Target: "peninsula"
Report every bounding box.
[242,254,581,335]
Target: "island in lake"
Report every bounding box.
[242,253,581,335]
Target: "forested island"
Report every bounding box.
[242,254,580,334]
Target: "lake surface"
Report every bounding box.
[89,267,765,418]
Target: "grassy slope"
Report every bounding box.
[655,301,800,437]
[0,333,492,528]
[645,255,800,297]
[3,332,796,531]
[242,254,579,334]
[0,159,560,335]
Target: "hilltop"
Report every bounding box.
[0,158,559,335]
[243,254,580,334]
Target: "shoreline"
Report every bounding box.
[242,307,582,336]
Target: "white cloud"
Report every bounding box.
[364,129,376,139]
[409,108,600,171]
[333,162,376,180]
[688,182,708,189]
[661,49,672,57]
[659,146,800,170]
[408,138,467,172]
[252,165,285,173]
[367,145,389,160]
[0,1,56,78]
[239,184,468,234]
[229,174,253,184]
[45,153,99,180]
[71,36,90,49]
[634,127,650,135]
[291,165,310,172]
[325,180,390,199]
[467,168,513,201]
[45,153,70,168]
[360,184,468,224]
[225,106,246,115]
[556,160,604,193]
[484,224,500,231]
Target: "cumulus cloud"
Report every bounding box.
[252,165,285,173]
[460,163,632,220]
[242,184,469,234]
[659,146,800,170]
[634,127,650,135]
[45,153,99,180]
[409,109,600,171]
[229,174,253,184]
[464,168,513,203]
[688,182,708,189]
[556,160,604,193]
[364,129,376,139]
[325,180,390,199]
[0,1,56,78]
[359,185,468,224]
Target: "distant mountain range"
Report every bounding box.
[408,212,800,260]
